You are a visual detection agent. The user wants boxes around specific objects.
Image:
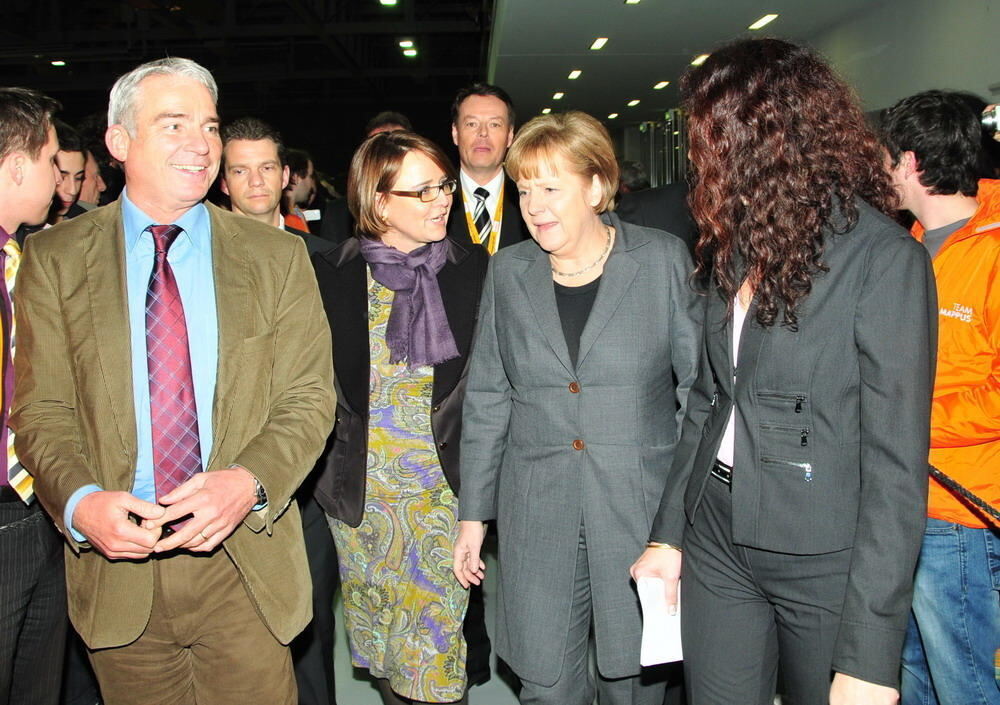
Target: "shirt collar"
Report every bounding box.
[121,188,209,255]
[0,226,10,250]
[459,168,505,202]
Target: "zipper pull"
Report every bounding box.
[800,429,810,447]
[711,392,718,407]
[794,395,805,413]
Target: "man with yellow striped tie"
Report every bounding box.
[0,87,67,705]
[447,83,529,256]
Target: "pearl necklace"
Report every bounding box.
[550,225,613,277]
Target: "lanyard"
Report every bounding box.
[464,181,504,255]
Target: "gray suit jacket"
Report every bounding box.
[459,212,701,684]
[651,200,936,687]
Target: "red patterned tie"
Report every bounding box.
[145,225,202,502]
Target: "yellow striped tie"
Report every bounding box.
[3,239,31,504]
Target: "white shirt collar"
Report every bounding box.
[459,168,505,219]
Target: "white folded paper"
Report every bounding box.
[637,577,683,666]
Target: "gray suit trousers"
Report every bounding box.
[682,476,853,705]
[518,524,667,705]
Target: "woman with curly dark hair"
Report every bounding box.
[631,38,937,705]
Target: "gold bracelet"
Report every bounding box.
[646,541,682,552]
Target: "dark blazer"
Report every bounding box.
[446,176,529,252]
[311,236,489,526]
[318,198,353,244]
[285,223,334,256]
[459,212,701,684]
[651,200,937,687]
[615,183,697,255]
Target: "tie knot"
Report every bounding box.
[147,224,183,255]
[474,187,489,203]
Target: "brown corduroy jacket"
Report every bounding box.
[10,200,335,649]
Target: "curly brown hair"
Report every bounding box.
[682,38,897,328]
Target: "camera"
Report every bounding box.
[983,104,999,136]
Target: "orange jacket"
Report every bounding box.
[912,179,1000,528]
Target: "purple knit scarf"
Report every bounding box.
[359,238,458,368]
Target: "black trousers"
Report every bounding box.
[681,475,853,705]
[292,494,340,705]
[0,500,67,705]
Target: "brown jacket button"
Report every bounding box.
[572,439,585,450]
[568,382,580,393]
[439,442,448,449]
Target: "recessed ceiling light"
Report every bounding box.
[608,113,619,119]
[398,39,413,48]
[624,0,640,4]
[568,69,582,80]
[627,99,640,107]
[379,0,397,5]
[691,54,710,66]
[590,37,609,50]
[403,48,418,57]
[553,92,564,100]
[748,13,779,30]
[653,81,669,90]
[541,108,552,115]
[50,60,66,67]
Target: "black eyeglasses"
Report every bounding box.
[386,178,458,203]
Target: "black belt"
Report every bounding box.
[0,485,24,503]
[711,459,732,486]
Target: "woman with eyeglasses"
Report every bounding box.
[311,130,488,705]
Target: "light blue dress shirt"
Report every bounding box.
[65,191,218,537]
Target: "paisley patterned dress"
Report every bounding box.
[329,270,468,703]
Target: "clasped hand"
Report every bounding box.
[73,468,258,560]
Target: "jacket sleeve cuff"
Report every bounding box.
[64,483,102,544]
[832,620,907,688]
[649,499,686,547]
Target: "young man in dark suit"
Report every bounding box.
[220,117,330,255]
[0,85,66,705]
[220,116,337,705]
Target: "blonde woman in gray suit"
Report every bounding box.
[453,111,701,705]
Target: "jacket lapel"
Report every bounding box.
[206,203,252,466]
[520,245,574,375]
[733,296,765,396]
[576,214,640,369]
[706,286,732,395]
[83,203,137,469]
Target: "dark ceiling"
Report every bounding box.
[0,0,493,174]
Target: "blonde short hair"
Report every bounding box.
[506,111,619,213]
[347,131,457,239]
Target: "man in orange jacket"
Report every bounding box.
[883,89,1000,705]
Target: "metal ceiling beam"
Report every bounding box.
[282,0,377,94]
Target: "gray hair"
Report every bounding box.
[107,57,218,135]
